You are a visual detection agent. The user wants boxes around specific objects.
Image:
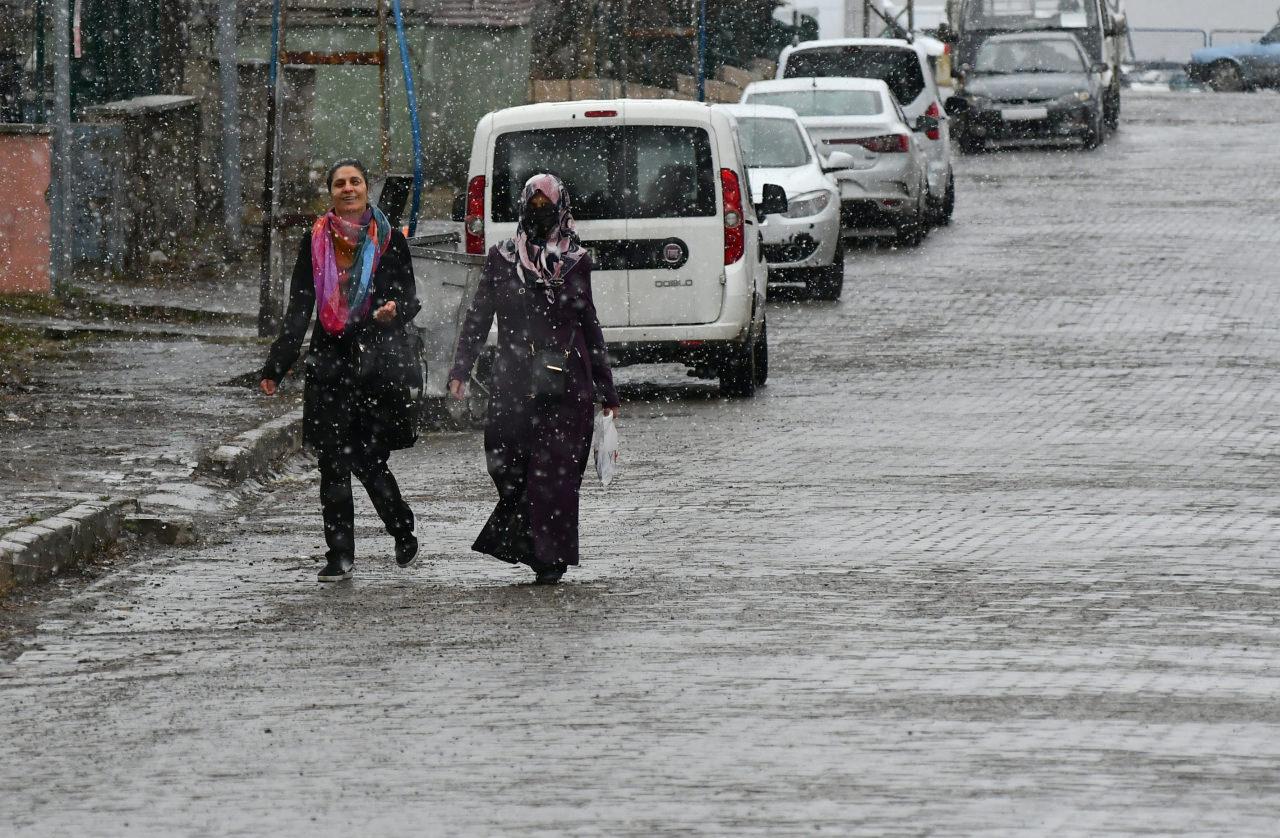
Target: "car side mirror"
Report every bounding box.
[914,114,940,134]
[943,96,970,117]
[822,150,857,172]
[758,183,788,217]
[450,191,466,223]
[1091,61,1109,74]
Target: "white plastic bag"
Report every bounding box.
[592,412,619,487]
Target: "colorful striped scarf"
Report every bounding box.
[311,206,392,335]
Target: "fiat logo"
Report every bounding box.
[663,242,684,265]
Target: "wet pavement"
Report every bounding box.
[4,92,1280,835]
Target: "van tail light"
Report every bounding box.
[464,175,486,255]
[843,134,910,154]
[719,168,745,265]
[925,101,942,140]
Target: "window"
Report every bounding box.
[735,118,811,169]
[492,125,715,222]
[783,46,926,104]
[960,0,1099,31]
[976,37,1087,73]
[630,126,716,219]
[745,89,884,118]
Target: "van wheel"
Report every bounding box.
[1104,85,1121,129]
[753,320,769,386]
[720,336,758,398]
[807,240,845,300]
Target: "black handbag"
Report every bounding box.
[355,323,425,391]
[519,270,577,402]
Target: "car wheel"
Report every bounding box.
[1209,61,1245,93]
[719,335,758,398]
[806,239,845,300]
[957,130,984,155]
[1104,85,1121,130]
[1083,108,1105,149]
[752,319,769,386]
[930,171,956,226]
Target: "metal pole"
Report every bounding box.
[908,0,915,38]
[49,0,72,298]
[216,0,242,249]
[863,0,871,37]
[377,0,390,175]
[258,0,285,337]
[34,0,47,122]
[619,0,628,98]
[696,0,706,102]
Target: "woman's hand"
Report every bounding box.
[259,379,278,396]
[373,300,398,324]
[448,378,466,400]
[602,406,619,418]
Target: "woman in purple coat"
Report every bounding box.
[448,174,620,584]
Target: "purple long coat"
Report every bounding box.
[450,246,620,571]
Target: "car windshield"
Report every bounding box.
[745,89,884,118]
[976,38,1086,73]
[783,46,926,103]
[492,126,716,221]
[735,118,811,168]
[961,0,1098,31]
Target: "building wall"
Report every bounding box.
[241,23,532,187]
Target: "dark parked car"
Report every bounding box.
[1187,24,1280,92]
[945,31,1107,152]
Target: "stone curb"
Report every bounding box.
[194,408,305,484]
[1,409,305,597]
[0,498,136,594]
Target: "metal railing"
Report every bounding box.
[1209,30,1264,46]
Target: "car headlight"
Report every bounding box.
[782,191,831,219]
[1055,90,1093,106]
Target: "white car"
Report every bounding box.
[777,37,955,224]
[456,99,787,397]
[741,77,934,246]
[717,103,846,300]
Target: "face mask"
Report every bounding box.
[525,204,558,241]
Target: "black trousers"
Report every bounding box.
[318,443,413,560]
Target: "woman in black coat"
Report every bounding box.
[448,173,620,585]
[260,159,422,582]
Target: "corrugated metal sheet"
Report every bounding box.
[240,0,534,28]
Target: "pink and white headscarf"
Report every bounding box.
[498,173,586,300]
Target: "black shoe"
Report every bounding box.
[534,565,566,585]
[318,555,354,582]
[395,533,419,568]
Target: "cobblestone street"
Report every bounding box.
[4,92,1280,835]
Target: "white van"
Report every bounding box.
[456,99,786,397]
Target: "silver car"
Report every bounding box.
[741,76,935,246]
[718,104,846,300]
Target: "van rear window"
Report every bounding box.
[783,46,926,104]
[492,126,716,221]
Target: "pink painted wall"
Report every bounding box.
[0,130,53,295]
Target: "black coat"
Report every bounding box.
[262,228,422,456]
[449,247,619,569]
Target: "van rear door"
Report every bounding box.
[489,119,629,328]
[622,123,723,327]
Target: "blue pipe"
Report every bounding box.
[390,0,424,237]
[268,0,281,87]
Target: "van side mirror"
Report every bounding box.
[451,191,467,223]
[822,150,857,172]
[758,183,788,217]
[914,114,940,134]
[1091,61,1109,74]
[936,22,958,44]
[944,96,970,117]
